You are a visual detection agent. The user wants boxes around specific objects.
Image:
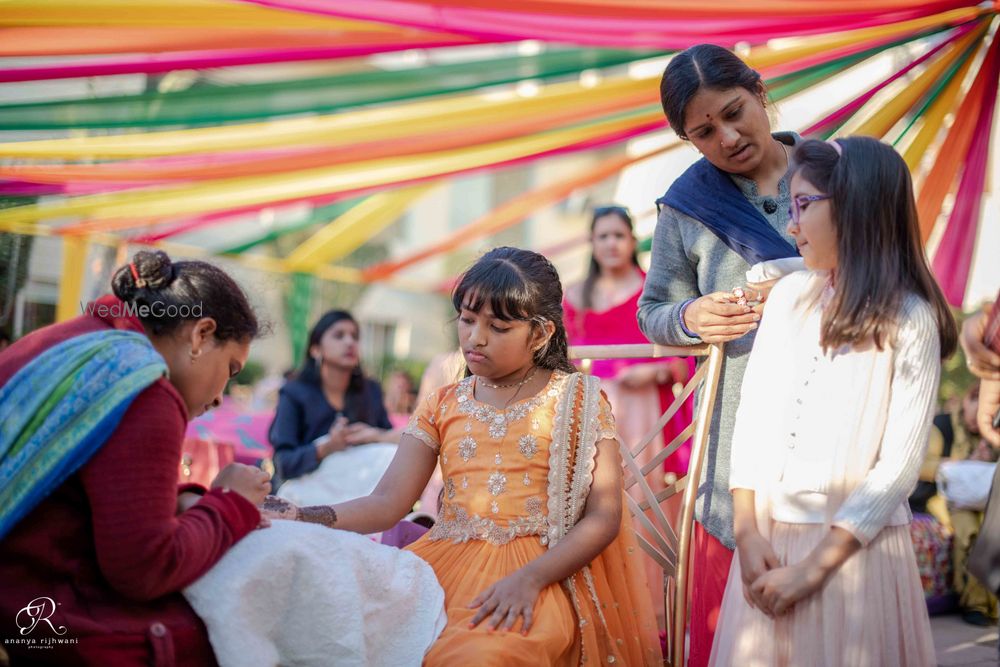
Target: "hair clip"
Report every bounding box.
[828,139,843,157]
[129,262,147,289]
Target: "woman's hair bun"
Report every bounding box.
[111,250,175,302]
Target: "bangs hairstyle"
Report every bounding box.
[452,246,576,374]
[790,137,957,358]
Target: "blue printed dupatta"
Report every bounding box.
[656,157,798,265]
[0,330,167,540]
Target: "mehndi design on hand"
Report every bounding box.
[298,505,338,529]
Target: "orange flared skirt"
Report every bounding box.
[407,514,662,666]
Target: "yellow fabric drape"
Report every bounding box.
[56,235,89,322]
[0,113,660,229]
[0,0,397,29]
[284,183,435,270]
[901,44,979,171]
[0,76,658,159]
[850,25,985,139]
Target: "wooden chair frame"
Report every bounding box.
[569,343,724,667]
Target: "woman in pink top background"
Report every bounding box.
[563,204,693,629]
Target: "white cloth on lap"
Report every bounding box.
[184,520,446,667]
[276,442,397,506]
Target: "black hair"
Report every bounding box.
[297,310,369,421]
[660,44,765,140]
[581,205,640,310]
[789,137,957,358]
[111,249,260,342]
[452,246,576,374]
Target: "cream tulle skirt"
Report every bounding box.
[710,522,935,667]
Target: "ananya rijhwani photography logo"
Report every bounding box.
[4,597,79,650]
[81,300,203,319]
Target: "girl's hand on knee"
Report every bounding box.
[467,570,542,635]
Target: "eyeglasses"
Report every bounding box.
[789,194,831,224]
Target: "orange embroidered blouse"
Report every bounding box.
[404,370,617,545]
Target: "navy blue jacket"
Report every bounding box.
[268,377,392,489]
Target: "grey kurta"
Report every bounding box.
[637,132,799,549]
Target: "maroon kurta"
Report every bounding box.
[0,296,260,666]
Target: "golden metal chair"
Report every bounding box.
[569,343,724,667]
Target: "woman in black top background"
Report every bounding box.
[268,310,396,491]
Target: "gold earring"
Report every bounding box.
[189,349,202,364]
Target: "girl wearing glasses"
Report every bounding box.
[637,44,801,663]
[710,137,956,666]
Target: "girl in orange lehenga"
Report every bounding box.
[269,247,662,666]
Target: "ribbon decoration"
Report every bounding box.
[284,183,436,270]
[239,0,982,47]
[0,49,655,130]
[930,33,1000,305]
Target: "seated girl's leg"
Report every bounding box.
[424,578,577,667]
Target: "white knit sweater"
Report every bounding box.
[729,270,941,546]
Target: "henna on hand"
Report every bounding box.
[260,495,299,521]
[298,505,338,529]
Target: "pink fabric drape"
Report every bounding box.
[240,0,978,47]
[931,34,1000,306]
[0,41,486,83]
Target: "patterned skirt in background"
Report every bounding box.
[909,512,956,614]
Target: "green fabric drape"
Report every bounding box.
[0,49,664,130]
[285,272,314,365]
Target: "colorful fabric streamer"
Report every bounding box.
[931,33,1000,306]
[239,0,982,47]
[916,29,996,242]
[0,49,655,129]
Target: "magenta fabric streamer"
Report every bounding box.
[803,22,975,137]
[932,37,1000,307]
[240,0,979,48]
[0,180,157,196]
[0,40,489,83]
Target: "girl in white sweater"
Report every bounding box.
[710,137,957,667]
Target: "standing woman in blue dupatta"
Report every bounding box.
[636,44,802,667]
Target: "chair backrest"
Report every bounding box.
[569,343,725,667]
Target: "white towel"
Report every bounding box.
[745,257,806,283]
[277,443,398,506]
[185,520,447,667]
